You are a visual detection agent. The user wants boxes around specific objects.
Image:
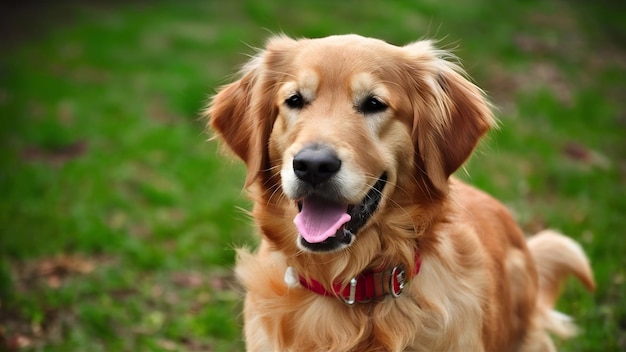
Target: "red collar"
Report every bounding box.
[297,251,422,305]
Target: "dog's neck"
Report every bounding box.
[286,250,422,305]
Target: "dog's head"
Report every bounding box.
[207,34,495,253]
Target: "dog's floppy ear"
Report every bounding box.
[403,41,496,194]
[206,36,296,187]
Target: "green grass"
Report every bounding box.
[1,1,624,351]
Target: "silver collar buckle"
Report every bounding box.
[390,266,406,298]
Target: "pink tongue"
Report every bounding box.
[294,198,351,243]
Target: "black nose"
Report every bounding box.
[292,145,341,185]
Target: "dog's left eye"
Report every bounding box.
[285,93,305,109]
[358,96,388,114]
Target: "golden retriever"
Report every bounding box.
[206,34,596,352]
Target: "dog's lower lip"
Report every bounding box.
[296,201,349,213]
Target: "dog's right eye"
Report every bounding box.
[358,96,388,114]
[285,93,305,109]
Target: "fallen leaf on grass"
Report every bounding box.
[21,140,88,166]
[563,142,611,169]
[157,339,179,351]
[10,334,32,350]
[171,271,204,288]
[36,254,95,276]
[109,288,137,300]
[14,254,106,291]
[36,254,95,289]
[563,142,592,161]
[171,270,236,291]
[209,275,229,291]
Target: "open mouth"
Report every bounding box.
[294,173,388,252]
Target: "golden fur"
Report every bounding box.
[206,34,596,352]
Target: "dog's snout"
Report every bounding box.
[293,146,341,185]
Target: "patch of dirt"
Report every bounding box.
[0,254,113,351]
[12,254,111,293]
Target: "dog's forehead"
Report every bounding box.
[288,37,397,96]
[292,70,381,93]
[307,34,395,54]
[299,36,396,70]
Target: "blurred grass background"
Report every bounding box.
[0,1,624,351]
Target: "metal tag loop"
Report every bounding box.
[390,266,406,297]
[342,278,358,305]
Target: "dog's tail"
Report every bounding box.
[527,229,596,338]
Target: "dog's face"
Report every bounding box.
[208,35,494,253]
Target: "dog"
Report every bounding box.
[206,34,595,352]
